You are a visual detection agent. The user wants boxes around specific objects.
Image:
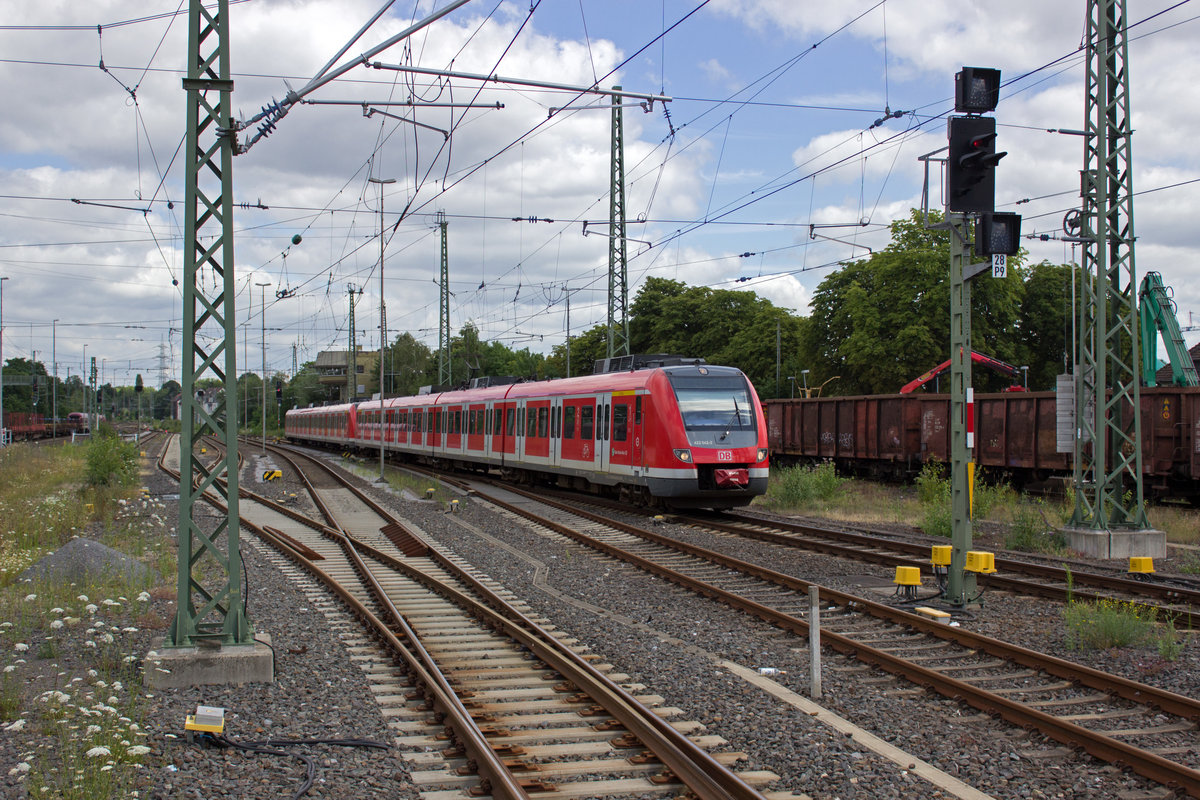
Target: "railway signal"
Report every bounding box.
[948,116,1005,213]
[974,211,1022,257]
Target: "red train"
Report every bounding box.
[764,387,1200,502]
[285,361,769,509]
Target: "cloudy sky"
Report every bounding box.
[2,0,1198,389]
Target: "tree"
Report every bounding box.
[799,210,1027,395]
[1016,261,1077,391]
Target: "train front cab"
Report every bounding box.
[641,366,768,509]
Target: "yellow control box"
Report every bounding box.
[965,551,997,574]
[1128,556,1155,574]
[893,566,921,586]
[931,545,952,566]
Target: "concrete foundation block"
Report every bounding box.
[1062,527,1166,560]
[143,634,275,688]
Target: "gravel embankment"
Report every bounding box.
[8,443,1190,800]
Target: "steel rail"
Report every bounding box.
[480,484,1200,797]
[269,443,767,800]
[159,437,533,799]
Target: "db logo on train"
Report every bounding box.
[717,450,733,462]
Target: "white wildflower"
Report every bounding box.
[8,762,30,775]
[77,595,89,603]
[86,746,110,758]
[86,725,102,735]
[23,594,36,602]
[102,599,119,607]
[13,643,28,653]
[49,620,63,630]
[4,719,26,732]
[127,745,151,757]
[122,627,138,634]
[136,592,150,603]
[84,641,96,649]
[85,604,98,615]
[87,669,98,678]
[101,633,114,644]
[3,665,14,674]
[107,696,119,704]
[49,608,63,615]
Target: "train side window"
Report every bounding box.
[564,405,576,439]
[537,407,548,438]
[485,409,491,433]
[527,408,537,438]
[468,409,475,433]
[581,405,593,439]
[603,403,610,441]
[455,410,462,434]
[635,396,642,424]
[613,404,628,442]
[517,407,525,437]
[506,407,515,436]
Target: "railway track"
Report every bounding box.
[162,435,786,799]
[454,480,1200,798]
[499,485,1200,630]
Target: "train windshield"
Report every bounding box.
[670,376,755,432]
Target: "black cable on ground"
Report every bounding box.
[197,732,391,800]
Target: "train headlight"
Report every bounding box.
[756,448,768,463]
[673,448,693,463]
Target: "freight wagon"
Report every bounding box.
[764,387,1200,503]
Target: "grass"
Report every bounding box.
[759,461,845,512]
[1062,596,1183,658]
[0,441,169,798]
[338,455,457,505]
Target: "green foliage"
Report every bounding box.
[915,460,952,537]
[1063,597,1160,650]
[916,460,948,504]
[1005,501,1067,554]
[1157,620,1183,661]
[85,434,138,487]
[1178,552,1200,575]
[764,462,845,510]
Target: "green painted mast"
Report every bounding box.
[170,0,251,647]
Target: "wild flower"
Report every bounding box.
[136,592,150,603]
[49,608,63,616]
[13,643,28,652]
[8,762,30,775]
[23,594,36,602]
[49,620,63,630]
[84,605,98,615]
[76,595,88,603]
[3,665,15,673]
[85,746,110,758]
[127,745,150,757]
[5,718,26,731]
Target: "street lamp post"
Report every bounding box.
[787,376,795,399]
[0,276,8,446]
[369,176,395,484]
[52,319,58,439]
[256,281,271,453]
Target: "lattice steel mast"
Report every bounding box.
[437,211,451,386]
[606,86,630,359]
[1070,0,1149,532]
[170,0,251,647]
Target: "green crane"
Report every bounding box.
[1139,272,1199,387]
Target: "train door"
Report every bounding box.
[596,393,610,472]
[632,394,644,469]
[609,391,638,472]
[549,397,561,468]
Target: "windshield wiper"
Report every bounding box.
[719,396,743,441]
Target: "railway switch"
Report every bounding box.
[965,551,997,574]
